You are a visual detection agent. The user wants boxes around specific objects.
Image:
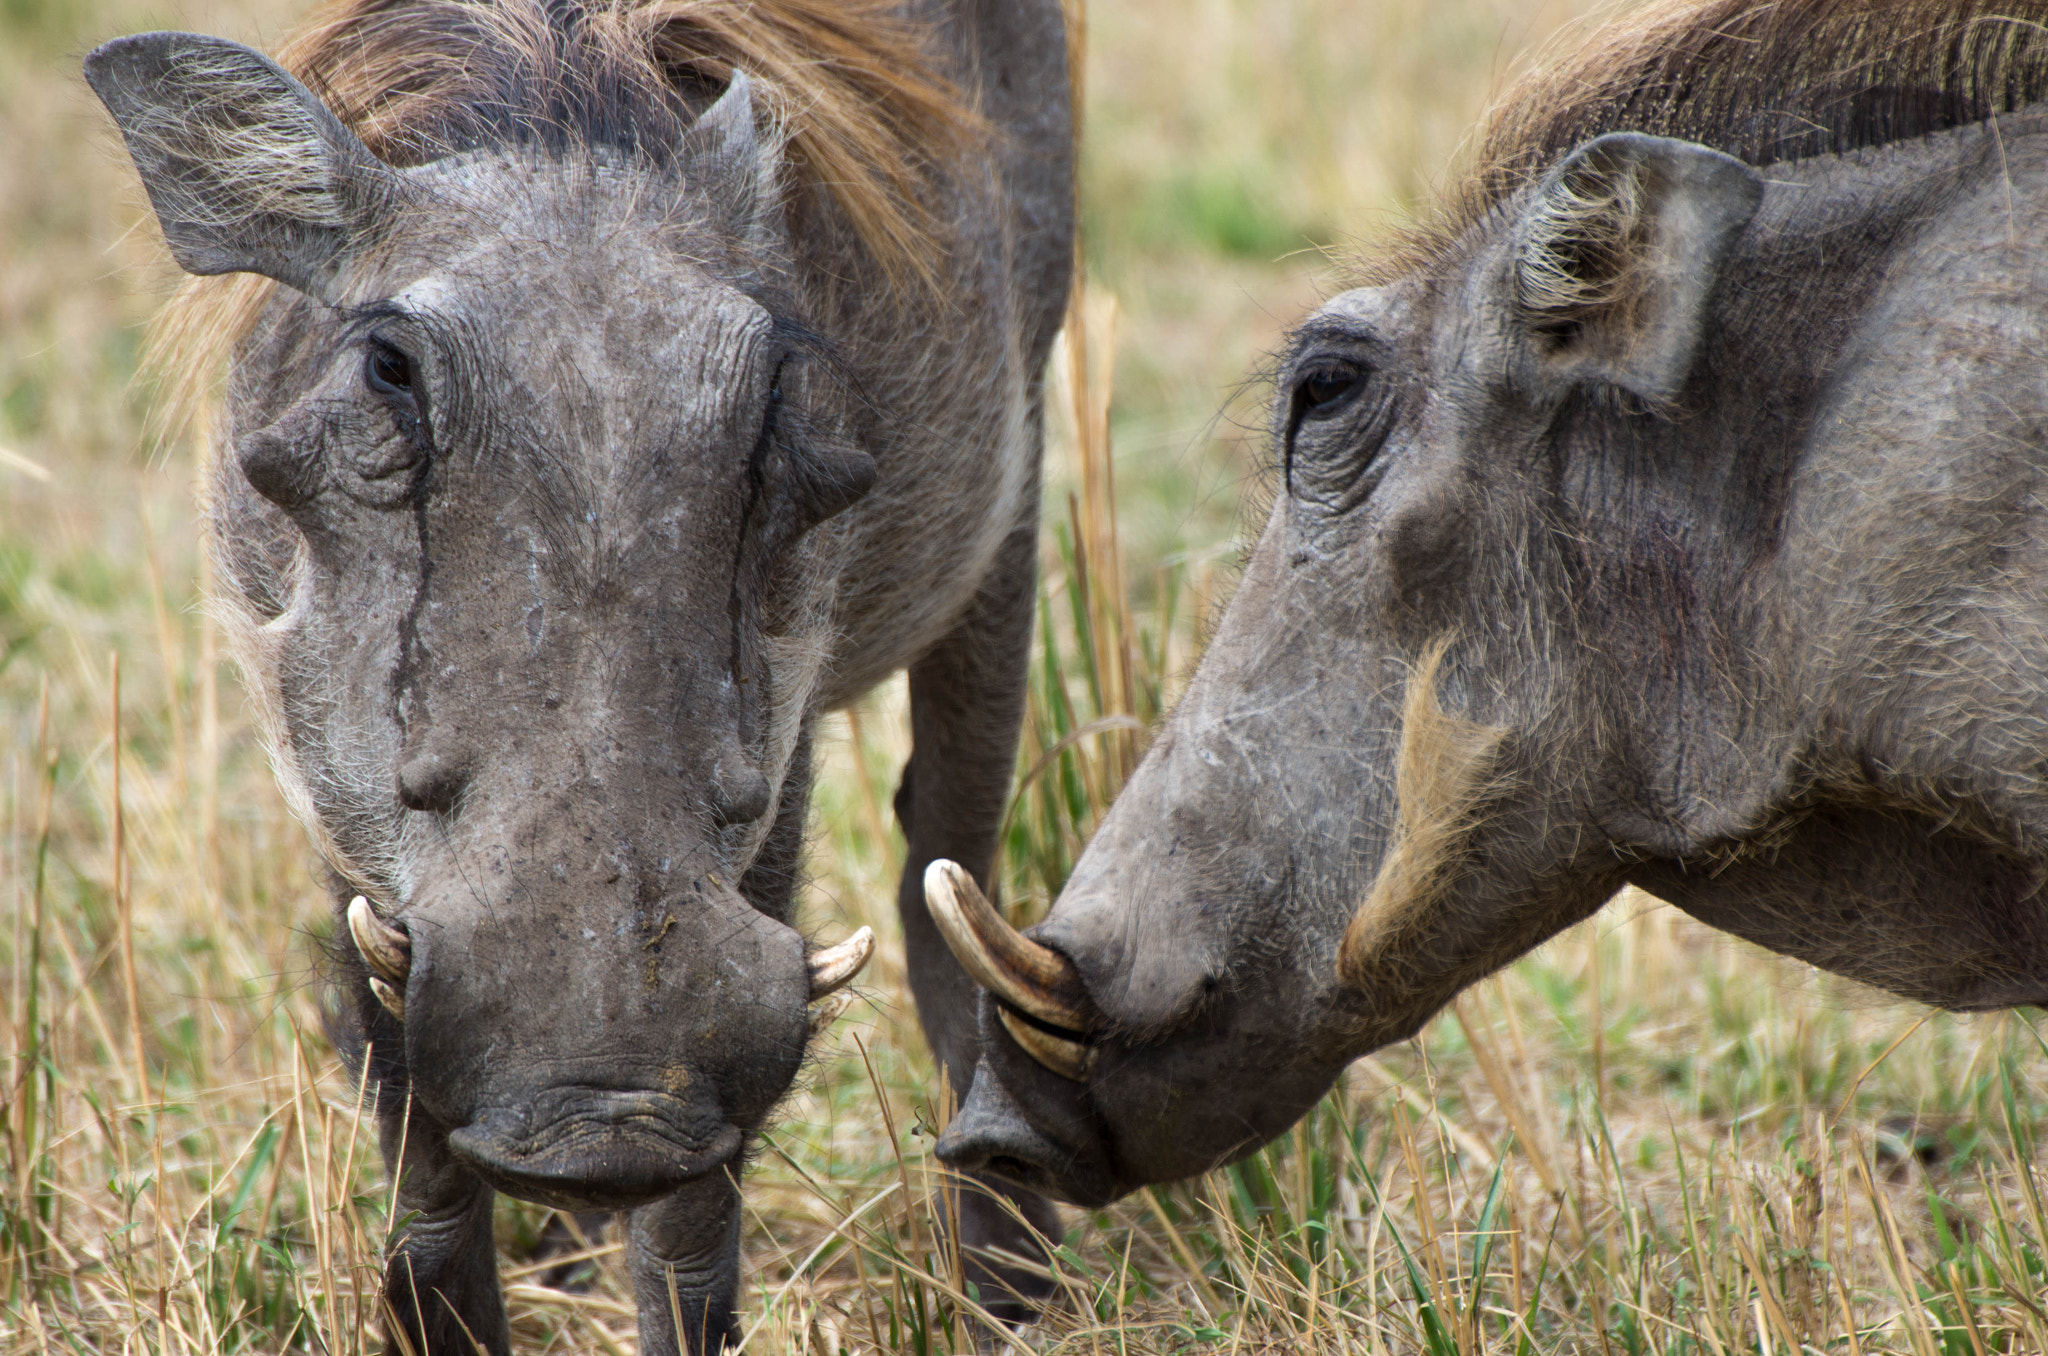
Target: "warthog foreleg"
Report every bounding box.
[895,509,1064,1324]
[376,1101,508,1356]
[628,1170,744,1355]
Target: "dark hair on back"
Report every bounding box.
[1362,0,2048,284]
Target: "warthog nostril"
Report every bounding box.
[396,746,470,814]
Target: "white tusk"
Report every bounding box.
[368,975,406,1021]
[807,990,855,1040]
[807,925,875,999]
[924,860,1095,1035]
[997,1007,1095,1082]
[348,895,412,985]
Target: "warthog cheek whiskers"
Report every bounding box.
[1336,638,1510,991]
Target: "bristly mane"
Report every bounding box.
[1363,0,2048,284]
[148,0,976,435]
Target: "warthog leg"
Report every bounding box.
[628,1170,744,1355]
[895,512,1064,1324]
[376,1106,507,1356]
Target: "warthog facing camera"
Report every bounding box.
[87,0,1070,1350]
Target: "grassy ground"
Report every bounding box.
[5,0,2048,1351]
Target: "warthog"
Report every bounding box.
[929,0,2048,1208]
[86,0,1069,1350]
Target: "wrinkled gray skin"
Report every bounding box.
[942,116,2048,1205]
[85,3,1070,1351]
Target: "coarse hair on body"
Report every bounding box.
[1514,147,1648,339]
[1333,0,2048,981]
[147,0,981,436]
[1357,0,2048,287]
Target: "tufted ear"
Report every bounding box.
[1509,132,1762,406]
[682,70,783,247]
[85,31,401,302]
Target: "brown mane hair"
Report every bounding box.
[1361,0,2048,285]
[148,0,977,435]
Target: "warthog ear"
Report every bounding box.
[682,70,784,248]
[84,32,399,302]
[1510,132,1761,406]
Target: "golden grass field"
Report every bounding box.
[5,0,2048,1351]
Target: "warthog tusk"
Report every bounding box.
[923,859,1096,1039]
[807,925,875,998]
[368,975,406,1022]
[997,1006,1096,1082]
[807,990,855,1040]
[348,895,412,985]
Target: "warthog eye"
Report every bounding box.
[364,341,414,397]
[748,356,789,476]
[1295,361,1364,418]
[354,336,430,489]
[1284,353,1395,512]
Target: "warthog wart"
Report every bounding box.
[86,0,1070,1350]
[930,0,2048,1208]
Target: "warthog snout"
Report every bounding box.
[937,1047,1119,1208]
[449,1091,744,1212]
[364,776,813,1201]
[926,857,1328,1204]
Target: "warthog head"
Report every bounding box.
[89,29,877,1209]
[934,3,2048,1206]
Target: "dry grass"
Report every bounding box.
[5,0,2048,1351]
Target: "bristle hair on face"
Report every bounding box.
[1337,637,1511,991]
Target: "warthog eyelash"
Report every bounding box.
[340,298,416,339]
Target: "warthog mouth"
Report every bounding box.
[447,1090,742,1211]
[936,1051,1123,1208]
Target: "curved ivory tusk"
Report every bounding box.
[807,925,875,999]
[923,859,1095,1036]
[368,975,406,1022]
[807,990,855,1040]
[997,1006,1095,1082]
[348,895,412,985]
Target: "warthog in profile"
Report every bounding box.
[930,0,2048,1207]
[86,0,1069,1349]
